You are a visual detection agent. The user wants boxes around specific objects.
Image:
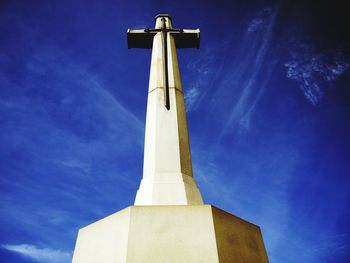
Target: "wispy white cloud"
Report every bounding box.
[285,43,349,105]
[247,8,274,33]
[25,46,144,136]
[307,233,349,252]
[2,244,72,263]
[53,159,91,172]
[218,7,278,137]
[247,18,263,32]
[184,86,200,112]
[184,41,231,112]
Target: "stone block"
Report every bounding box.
[72,205,268,263]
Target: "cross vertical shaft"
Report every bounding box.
[128,14,203,205]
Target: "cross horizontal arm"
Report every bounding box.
[127,29,156,49]
[171,29,200,49]
[127,29,200,49]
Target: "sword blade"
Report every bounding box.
[162,18,170,110]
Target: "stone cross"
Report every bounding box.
[127,14,203,205]
[71,15,269,263]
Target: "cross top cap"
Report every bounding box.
[155,14,172,21]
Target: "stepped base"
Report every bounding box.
[72,205,269,263]
[134,173,203,205]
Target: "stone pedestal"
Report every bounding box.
[72,205,269,263]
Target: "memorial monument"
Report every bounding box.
[72,14,269,263]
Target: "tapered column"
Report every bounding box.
[134,16,203,205]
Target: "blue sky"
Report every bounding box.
[1,0,349,262]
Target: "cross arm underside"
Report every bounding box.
[172,29,200,49]
[127,29,200,49]
[127,29,156,49]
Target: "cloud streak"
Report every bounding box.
[2,244,72,263]
[218,7,278,137]
[184,43,229,112]
[25,46,144,138]
[184,86,200,112]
